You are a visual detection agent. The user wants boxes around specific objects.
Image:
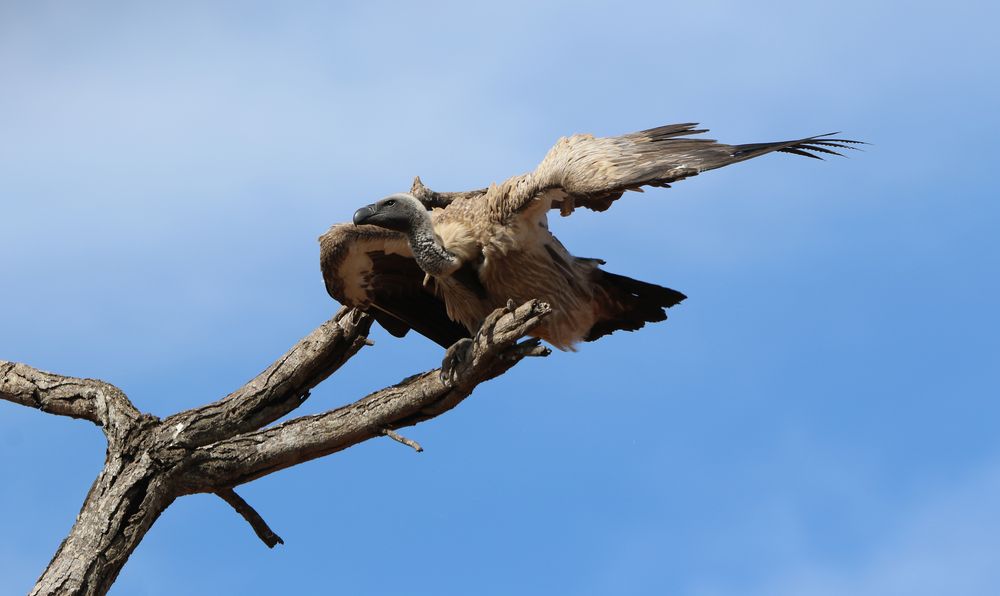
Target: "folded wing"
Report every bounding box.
[319,224,470,348]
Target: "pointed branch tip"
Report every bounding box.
[215,489,284,548]
[382,429,424,452]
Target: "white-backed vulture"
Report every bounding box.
[319,123,859,377]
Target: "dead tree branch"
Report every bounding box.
[181,299,551,490]
[382,429,423,452]
[1,299,549,596]
[0,361,145,444]
[215,488,284,548]
[162,306,373,448]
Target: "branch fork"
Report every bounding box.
[2,300,549,595]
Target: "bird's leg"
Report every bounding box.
[441,300,517,385]
[440,338,474,386]
[439,299,521,386]
[440,300,551,387]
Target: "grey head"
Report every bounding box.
[353,193,429,234]
[352,192,460,277]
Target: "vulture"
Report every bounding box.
[319,123,859,377]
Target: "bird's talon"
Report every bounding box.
[440,338,473,386]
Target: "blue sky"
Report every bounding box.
[2,1,998,594]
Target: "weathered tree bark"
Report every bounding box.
[1,300,550,596]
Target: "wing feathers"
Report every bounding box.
[318,224,469,348]
[733,134,863,161]
[491,124,863,217]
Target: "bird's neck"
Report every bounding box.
[409,216,461,277]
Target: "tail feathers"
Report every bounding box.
[585,270,686,342]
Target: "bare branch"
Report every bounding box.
[182,300,551,491]
[382,429,423,452]
[215,489,284,548]
[163,307,374,448]
[0,361,143,442]
[12,301,550,594]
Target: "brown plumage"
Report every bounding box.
[319,123,860,352]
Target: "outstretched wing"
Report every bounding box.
[487,123,862,220]
[319,224,470,348]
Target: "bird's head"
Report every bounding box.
[352,193,428,233]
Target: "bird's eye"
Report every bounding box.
[385,199,396,207]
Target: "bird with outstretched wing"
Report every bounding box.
[319,123,861,381]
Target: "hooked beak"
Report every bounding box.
[353,204,376,226]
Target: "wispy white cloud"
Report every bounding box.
[691,457,1000,596]
[2,3,999,595]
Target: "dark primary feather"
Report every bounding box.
[585,270,687,342]
[731,132,863,161]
